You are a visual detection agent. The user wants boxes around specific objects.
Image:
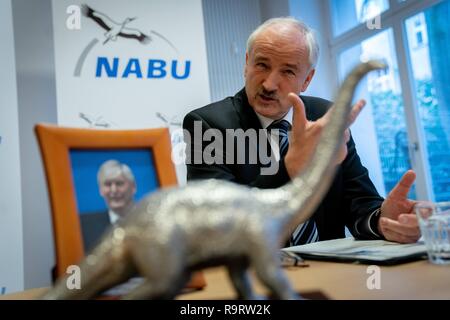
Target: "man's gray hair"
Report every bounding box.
[97,159,136,185]
[246,17,320,68]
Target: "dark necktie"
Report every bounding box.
[267,119,291,158]
[267,119,319,246]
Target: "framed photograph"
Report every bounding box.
[35,124,205,289]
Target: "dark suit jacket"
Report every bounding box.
[183,88,385,241]
[79,211,111,252]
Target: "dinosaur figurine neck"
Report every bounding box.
[260,61,386,239]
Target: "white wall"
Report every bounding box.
[260,0,290,22]
[289,0,337,100]
[203,0,261,101]
[12,0,58,289]
[0,0,24,294]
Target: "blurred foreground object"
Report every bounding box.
[42,61,385,300]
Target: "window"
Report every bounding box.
[338,29,415,198]
[329,0,450,201]
[409,15,427,48]
[405,4,450,201]
[330,0,389,36]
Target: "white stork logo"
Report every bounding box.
[81,4,151,45]
[73,4,179,77]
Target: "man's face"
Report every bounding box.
[244,26,315,119]
[99,173,136,213]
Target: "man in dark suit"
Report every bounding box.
[183,17,420,245]
[79,210,110,253]
[80,159,137,251]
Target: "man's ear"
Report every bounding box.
[301,68,315,92]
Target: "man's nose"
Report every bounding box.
[262,71,280,92]
[110,183,118,193]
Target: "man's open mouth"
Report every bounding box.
[259,94,277,102]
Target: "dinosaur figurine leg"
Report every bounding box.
[250,243,300,300]
[123,242,188,299]
[227,258,260,300]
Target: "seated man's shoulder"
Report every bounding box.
[188,96,235,116]
[184,92,243,128]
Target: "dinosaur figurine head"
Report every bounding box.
[42,61,386,300]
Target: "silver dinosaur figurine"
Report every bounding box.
[42,61,385,300]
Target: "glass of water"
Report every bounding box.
[415,201,450,265]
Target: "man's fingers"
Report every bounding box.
[379,216,419,237]
[379,224,419,244]
[288,93,307,138]
[389,170,416,199]
[347,99,366,127]
[397,213,418,225]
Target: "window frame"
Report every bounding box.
[326,0,446,200]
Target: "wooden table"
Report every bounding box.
[3,259,450,300]
[180,260,450,299]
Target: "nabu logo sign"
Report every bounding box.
[96,58,191,79]
[71,4,189,80]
